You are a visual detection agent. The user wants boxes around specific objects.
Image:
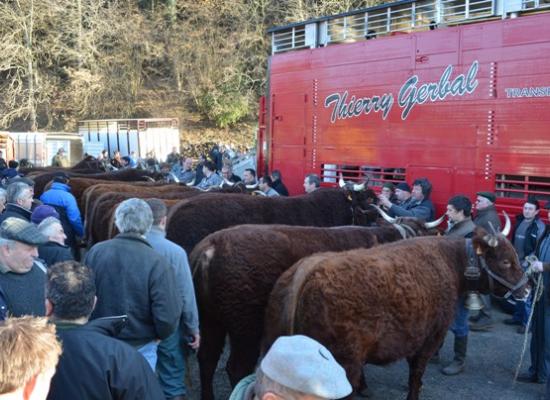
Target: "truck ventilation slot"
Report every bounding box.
[522,0,550,12]
[321,164,406,187]
[495,173,550,201]
[270,0,499,54]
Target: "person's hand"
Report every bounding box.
[378,194,391,208]
[188,332,200,350]
[532,261,544,273]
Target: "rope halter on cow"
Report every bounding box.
[463,213,529,304]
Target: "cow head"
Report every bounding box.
[338,178,378,225]
[471,218,529,301]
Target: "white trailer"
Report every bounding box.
[79,118,179,162]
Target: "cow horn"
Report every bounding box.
[501,211,511,237]
[223,179,235,187]
[167,172,180,183]
[424,214,445,229]
[353,182,365,191]
[252,190,267,196]
[339,174,345,188]
[143,176,155,182]
[185,179,195,186]
[246,183,259,190]
[371,204,397,224]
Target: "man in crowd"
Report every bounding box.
[37,217,73,267]
[40,172,83,256]
[507,197,545,334]
[229,335,352,400]
[0,188,6,213]
[221,164,241,183]
[378,177,435,221]
[172,157,196,184]
[394,182,412,206]
[469,191,501,332]
[197,161,223,190]
[518,201,550,386]
[1,160,20,182]
[145,199,199,400]
[438,195,476,376]
[270,170,288,196]
[303,173,320,194]
[243,168,257,186]
[0,218,48,317]
[0,150,6,170]
[166,146,181,166]
[0,316,61,400]
[84,198,181,369]
[51,148,69,167]
[259,176,280,197]
[45,261,165,399]
[473,191,501,232]
[0,182,33,224]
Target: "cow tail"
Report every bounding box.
[191,245,215,302]
[283,256,325,335]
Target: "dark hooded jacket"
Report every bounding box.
[47,316,164,400]
[38,241,73,267]
[0,203,31,224]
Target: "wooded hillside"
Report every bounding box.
[0,0,385,147]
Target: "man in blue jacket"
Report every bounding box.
[39,172,83,242]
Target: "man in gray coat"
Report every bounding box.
[84,198,181,370]
[145,198,200,400]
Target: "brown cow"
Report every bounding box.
[30,168,163,197]
[191,217,443,400]
[167,187,378,254]
[262,227,528,400]
[87,192,198,244]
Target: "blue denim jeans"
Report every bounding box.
[512,295,533,327]
[157,330,187,397]
[451,295,469,338]
[138,341,158,371]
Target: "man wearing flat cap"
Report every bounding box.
[229,335,352,400]
[469,191,501,332]
[473,192,501,232]
[0,218,49,317]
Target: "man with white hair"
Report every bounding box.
[0,182,33,224]
[84,198,181,369]
[36,217,73,267]
[230,335,352,400]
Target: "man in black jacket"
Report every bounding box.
[36,217,73,267]
[271,170,289,196]
[84,198,181,370]
[0,182,33,224]
[46,261,164,400]
[507,197,546,333]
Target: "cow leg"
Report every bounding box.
[406,332,446,400]
[357,368,369,397]
[226,335,261,387]
[198,322,226,400]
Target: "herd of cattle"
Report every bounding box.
[25,159,529,400]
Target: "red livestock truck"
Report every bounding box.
[257,0,550,217]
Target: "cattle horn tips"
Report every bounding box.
[223,179,235,187]
[353,182,365,191]
[371,204,397,223]
[424,214,445,229]
[338,173,345,188]
[246,183,259,190]
[501,211,511,237]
